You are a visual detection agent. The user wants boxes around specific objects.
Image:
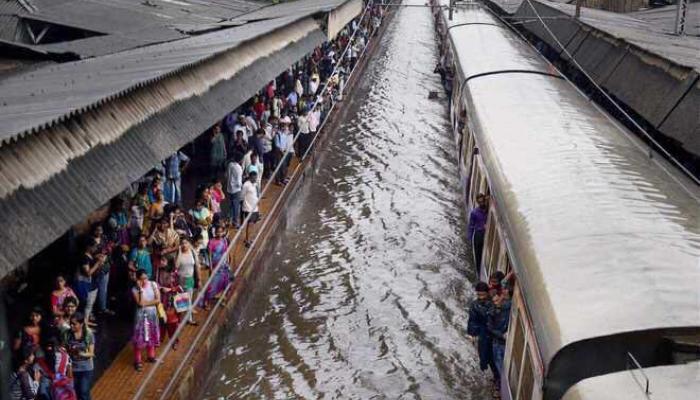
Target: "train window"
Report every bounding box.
[504,254,512,274]
[508,312,526,397]
[497,247,508,273]
[488,229,501,278]
[462,125,474,176]
[518,347,535,400]
[468,156,482,208]
[482,211,497,276]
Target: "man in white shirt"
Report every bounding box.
[232,115,248,144]
[241,171,260,247]
[296,109,311,159]
[226,156,243,228]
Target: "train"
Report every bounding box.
[432,1,700,399]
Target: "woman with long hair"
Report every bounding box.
[203,225,230,309]
[131,269,161,371]
[9,345,40,400]
[175,238,199,325]
[62,312,95,400]
[13,308,43,355]
[50,275,78,319]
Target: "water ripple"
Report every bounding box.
[204,2,489,399]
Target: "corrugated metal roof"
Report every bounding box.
[0,0,354,143]
[0,13,310,143]
[0,1,24,41]
[2,0,265,56]
[489,0,700,71]
[231,0,348,23]
[0,19,327,277]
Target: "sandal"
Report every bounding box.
[146,357,157,363]
[134,362,143,372]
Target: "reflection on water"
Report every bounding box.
[203,2,489,399]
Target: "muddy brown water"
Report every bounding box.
[203,3,490,399]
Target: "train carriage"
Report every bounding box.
[435,2,700,399]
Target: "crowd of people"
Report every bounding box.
[7,4,386,400]
[467,269,514,399]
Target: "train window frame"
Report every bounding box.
[468,155,483,209]
[506,282,545,400]
[507,303,526,398]
[504,253,512,275]
[517,346,535,400]
[461,121,475,179]
[482,209,497,277]
[497,246,508,273]
[487,224,501,278]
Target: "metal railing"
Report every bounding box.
[627,352,652,399]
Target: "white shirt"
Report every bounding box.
[309,110,321,132]
[297,114,310,134]
[284,132,295,153]
[233,124,248,143]
[226,161,243,194]
[241,180,259,213]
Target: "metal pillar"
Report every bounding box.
[675,0,689,35]
[575,0,583,19]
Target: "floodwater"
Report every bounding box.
[203,3,489,399]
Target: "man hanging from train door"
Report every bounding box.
[468,194,489,277]
[468,281,499,396]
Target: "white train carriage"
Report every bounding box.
[436,2,700,400]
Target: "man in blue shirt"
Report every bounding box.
[488,292,511,391]
[468,194,488,277]
[163,151,189,205]
[274,117,292,185]
[467,282,498,392]
[286,91,298,111]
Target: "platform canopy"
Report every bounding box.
[0,0,362,277]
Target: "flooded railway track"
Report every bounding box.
[202,2,489,399]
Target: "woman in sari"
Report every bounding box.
[148,174,163,203]
[13,308,44,356]
[130,184,151,242]
[210,124,227,179]
[204,225,230,309]
[175,238,199,325]
[189,198,212,246]
[131,269,161,371]
[148,192,167,228]
[50,275,78,320]
[107,198,129,247]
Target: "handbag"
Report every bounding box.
[156,302,167,321]
[151,282,166,321]
[173,292,191,313]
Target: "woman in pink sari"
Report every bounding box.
[203,225,230,309]
[50,275,78,319]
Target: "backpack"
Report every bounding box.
[51,378,77,400]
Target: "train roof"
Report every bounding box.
[562,361,700,400]
[441,2,700,395]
